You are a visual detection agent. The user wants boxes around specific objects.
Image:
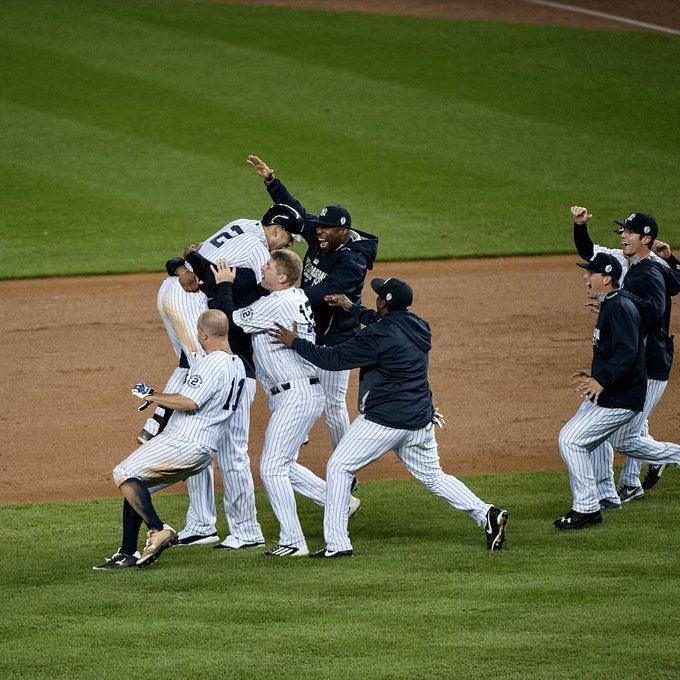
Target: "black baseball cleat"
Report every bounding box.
[309,547,354,559]
[485,506,508,551]
[174,532,219,546]
[93,550,138,570]
[617,484,644,503]
[642,464,667,490]
[554,509,603,530]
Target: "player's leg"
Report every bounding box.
[590,441,620,509]
[558,401,636,515]
[215,378,265,547]
[176,461,219,544]
[260,388,324,551]
[316,368,351,449]
[323,415,401,554]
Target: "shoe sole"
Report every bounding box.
[137,534,177,566]
[620,492,644,503]
[488,510,508,551]
[174,535,220,547]
[213,542,265,551]
[555,515,603,530]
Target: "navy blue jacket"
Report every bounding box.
[592,290,646,412]
[183,251,265,380]
[265,178,379,346]
[574,224,676,380]
[291,307,435,430]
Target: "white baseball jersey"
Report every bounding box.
[232,287,317,388]
[163,350,247,450]
[193,218,270,282]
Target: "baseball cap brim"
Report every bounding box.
[576,262,595,271]
[370,278,387,295]
[612,220,625,233]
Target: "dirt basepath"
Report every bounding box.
[2,256,678,504]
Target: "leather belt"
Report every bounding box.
[270,377,319,395]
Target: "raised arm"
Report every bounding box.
[571,205,595,260]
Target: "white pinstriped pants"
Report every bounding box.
[559,401,638,513]
[261,384,325,547]
[317,368,351,449]
[324,415,491,553]
[591,379,668,497]
[182,378,264,543]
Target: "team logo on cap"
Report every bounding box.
[386,293,393,301]
[643,226,650,234]
[626,213,636,222]
[340,217,346,225]
[320,208,327,216]
[605,264,612,273]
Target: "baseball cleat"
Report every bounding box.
[348,496,361,519]
[137,524,177,566]
[598,498,622,511]
[213,535,266,550]
[617,484,644,503]
[93,550,138,570]
[484,506,508,550]
[554,509,603,530]
[174,531,219,546]
[309,547,354,559]
[642,464,667,490]
[136,428,155,446]
[263,544,309,557]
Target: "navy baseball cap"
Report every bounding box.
[613,213,658,241]
[312,205,351,229]
[371,277,413,310]
[576,253,622,280]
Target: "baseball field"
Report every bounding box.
[2,1,680,677]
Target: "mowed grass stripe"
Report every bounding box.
[1,473,679,678]
[1,0,679,277]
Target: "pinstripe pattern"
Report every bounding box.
[324,415,490,553]
[558,400,637,513]
[317,368,351,449]
[182,379,264,543]
[591,379,668,493]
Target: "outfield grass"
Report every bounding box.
[1,1,679,278]
[1,472,679,678]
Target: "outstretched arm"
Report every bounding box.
[571,205,595,260]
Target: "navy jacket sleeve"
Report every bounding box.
[303,254,367,307]
[593,303,640,389]
[633,268,666,326]
[265,178,318,244]
[185,251,214,281]
[355,304,381,326]
[573,224,595,260]
[292,327,381,371]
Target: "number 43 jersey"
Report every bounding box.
[232,288,317,389]
[195,219,270,283]
[164,351,248,450]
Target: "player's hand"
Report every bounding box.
[269,322,298,348]
[132,382,155,411]
[570,373,603,403]
[324,294,353,312]
[247,154,275,183]
[210,259,236,284]
[584,300,600,314]
[652,240,671,259]
[184,242,202,257]
[433,408,445,429]
[177,267,200,293]
[571,206,592,225]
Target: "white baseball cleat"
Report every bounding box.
[349,496,361,518]
[263,544,309,557]
[213,535,266,550]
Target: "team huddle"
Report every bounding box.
[93,160,678,571]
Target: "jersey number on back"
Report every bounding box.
[210,224,245,247]
[223,378,246,411]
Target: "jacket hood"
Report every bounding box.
[384,311,432,352]
[345,229,379,269]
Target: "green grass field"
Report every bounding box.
[2,473,679,678]
[2,0,679,277]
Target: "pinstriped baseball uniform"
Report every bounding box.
[588,244,675,495]
[233,287,326,548]
[114,351,247,489]
[149,218,271,542]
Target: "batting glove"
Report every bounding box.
[132,382,155,411]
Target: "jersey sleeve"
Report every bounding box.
[291,326,381,370]
[232,295,281,334]
[177,356,222,408]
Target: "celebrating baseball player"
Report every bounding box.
[270,277,508,557]
[248,155,379,460]
[571,207,680,506]
[94,310,248,569]
[211,251,360,557]
[140,206,304,550]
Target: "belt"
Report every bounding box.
[270,377,319,395]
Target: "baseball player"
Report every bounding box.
[248,155,379,459]
[211,251,360,557]
[143,205,304,549]
[270,277,508,557]
[571,208,680,507]
[94,310,247,569]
